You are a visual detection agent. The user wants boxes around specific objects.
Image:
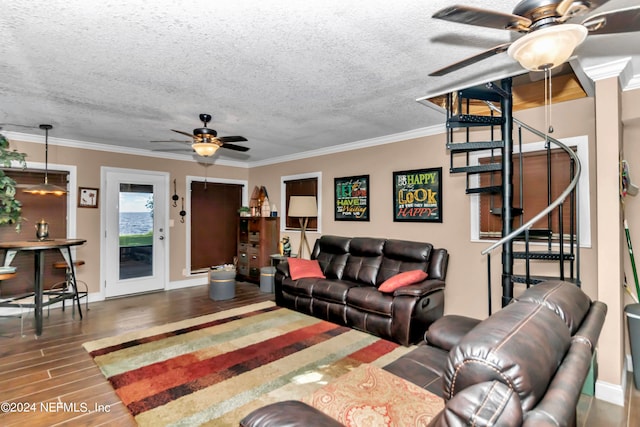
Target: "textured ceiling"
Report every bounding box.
[1,0,639,165]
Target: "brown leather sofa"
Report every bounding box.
[274,235,449,346]
[241,280,606,427]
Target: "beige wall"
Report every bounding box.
[250,96,599,319]
[5,138,249,290]
[6,85,640,403]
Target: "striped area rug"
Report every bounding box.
[83,301,414,426]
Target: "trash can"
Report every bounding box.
[209,269,236,301]
[260,266,276,293]
[625,303,640,389]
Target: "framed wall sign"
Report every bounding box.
[78,187,99,208]
[334,175,369,221]
[393,167,442,222]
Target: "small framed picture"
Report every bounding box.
[78,187,99,208]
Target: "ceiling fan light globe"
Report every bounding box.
[507,24,587,71]
[192,142,219,157]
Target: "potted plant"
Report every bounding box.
[0,132,27,230]
[238,206,250,217]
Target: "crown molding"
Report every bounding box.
[1,131,249,168]
[247,124,445,167]
[581,57,634,89]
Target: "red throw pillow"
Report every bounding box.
[378,270,428,293]
[288,258,326,280]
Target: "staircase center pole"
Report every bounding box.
[500,78,514,307]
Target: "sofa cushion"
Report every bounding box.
[376,240,434,284]
[342,238,384,286]
[281,277,321,297]
[444,302,571,411]
[346,286,393,316]
[378,270,428,293]
[312,279,361,304]
[312,235,350,279]
[288,258,326,280]
[515,280,591,335]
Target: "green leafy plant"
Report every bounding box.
[0,133,27,230]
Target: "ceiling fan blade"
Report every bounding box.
[559,0,612,22]
[429,43,511,76]
[432,5,531,31]
[220,143,250,152]
[218,135,248,143]
[171,129,196,138]
[582,6,640,35]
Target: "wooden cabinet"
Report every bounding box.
[237,217,280,283]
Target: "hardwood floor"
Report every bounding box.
[0,282,637,426]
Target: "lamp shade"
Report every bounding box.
[507,24,588,71]
[23,182,66,196]
[192,142,220,157]
[288,196,318,217]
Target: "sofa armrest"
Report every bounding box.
[392,279,445,297]
[240,400,343,427]
[428,381,523,427]
[425,315,481,351]
[275,261,290,278]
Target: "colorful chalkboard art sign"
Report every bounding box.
[334,175,369,221]
[393,167,442,222]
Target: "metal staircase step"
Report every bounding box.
[466,185,502,195]
[490,207,523,217]
[513,229,553,240]
[512,251,576,261]
[447,114,505,129]
[450,163,502,174]
[512,275,580,286]
[447,141,505,152]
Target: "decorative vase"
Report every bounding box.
[35,219,49,240]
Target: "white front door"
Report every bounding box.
[102,168,168,298]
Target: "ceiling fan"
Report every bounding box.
[151,113,248,157]
[429,0,640,76]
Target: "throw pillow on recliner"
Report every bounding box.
[378,270,428,293]
[288,258,326,280]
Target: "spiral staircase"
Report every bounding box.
[429,77,581,314]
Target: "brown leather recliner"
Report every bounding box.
[240,280,606,427]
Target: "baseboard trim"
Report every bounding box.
[595,364,627,407]
[167,276,208,290]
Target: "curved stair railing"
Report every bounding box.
[480,101,582,257]
[436,78,582,314]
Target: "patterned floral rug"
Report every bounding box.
[83,301,416,426]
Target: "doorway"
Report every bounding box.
[186,176,248,274]
[102,168,168,297]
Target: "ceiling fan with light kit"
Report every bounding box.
[430,0,640,76]
[151,113,248,157]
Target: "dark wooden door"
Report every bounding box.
[190,182,242,271]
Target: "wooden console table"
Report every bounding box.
[0,239,86,336]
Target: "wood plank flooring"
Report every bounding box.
[0,282,637,426]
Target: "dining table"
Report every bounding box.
[0,238,86,336]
